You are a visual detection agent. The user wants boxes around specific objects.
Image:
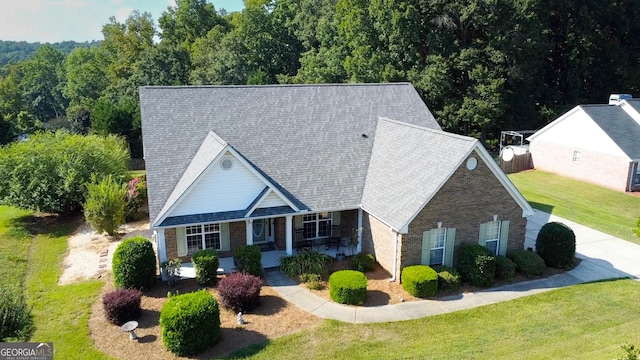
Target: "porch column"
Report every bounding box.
[357,208,363,253]
[246,220,254,245]
[285,215,293,255]
[155,229,167,280]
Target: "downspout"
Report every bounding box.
[390,230,399,282]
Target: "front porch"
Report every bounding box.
[179,245,349,279]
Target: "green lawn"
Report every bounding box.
[509,170,640,244]
[0,206,111,360]
[228,279,640,360]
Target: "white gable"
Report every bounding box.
[257,191,288,208]
[168,151,266,217]
[532,108,627,157]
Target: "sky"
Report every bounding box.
[0,0,245,43]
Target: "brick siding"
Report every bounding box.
[530,141,631,191]
[362,212,398,278]
[402,152,527,274]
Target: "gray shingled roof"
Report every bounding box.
[362,118,476,230]
[580,105,640,159]
[140,83,440,226]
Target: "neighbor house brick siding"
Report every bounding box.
[362,212,397,278]
[530,141,630,191]
[403,153,527,270]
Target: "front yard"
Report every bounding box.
[2,165,640,359]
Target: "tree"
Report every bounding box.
[91,97,142,158]
[0,131,130,214]
[84,175,126,236]
[64,47,109,132]
[158,0,226,47]
[18,45,68,122]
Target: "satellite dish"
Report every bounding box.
[501,147,515,162]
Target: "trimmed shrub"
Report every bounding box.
[328,270,367,305]
[349,252,375,272]
[102,289,142,326]
[84,175,126,236]
[192,249,219,286]
[401,265,438,297]
[495,255,516,282]
[160,290,221,356]
[0,286,33,341]
[217,272,263,312]
[456,244,496,287]
[279,251,333,278]
[431,265,462,292]
[234,245,264,278]
[509,250,546,277]
[112,236,156,290]
[536,222,576,269]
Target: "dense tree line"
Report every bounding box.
[2,0,640,153]
[0,40,100,65]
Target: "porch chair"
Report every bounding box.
[295,228,312,251]
[326,225,341,251]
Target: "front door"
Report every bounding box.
[252,218,274,244]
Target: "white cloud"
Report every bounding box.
[0,0,43,13]
[61,0,87,8]
[115,6,134,22]
[111,0,124,4]
[167,0,176,7]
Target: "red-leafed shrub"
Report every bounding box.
[217,272,263,312]
[102,289,142,325]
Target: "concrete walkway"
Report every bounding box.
[264,211,640,324]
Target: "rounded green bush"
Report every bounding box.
[112,236,156,290]
[349,252,375,272]
[536,222,576,269]
[328,270,367,305]
[431,265,461,292]
[234,245,264,278]
[401,265,438,297]
[456,244,496,287]
[192,249,219,286]
[160,290,221,356]
[495,255,516,282]
[509,250,546,277]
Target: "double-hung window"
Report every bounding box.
[186,223,221,254]
[484,221,501,255]
[429,228,447,266]
[302,212,332,239]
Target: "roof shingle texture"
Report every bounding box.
[140,83,441,225]
[362,119,476,230]
[580,105,640,159]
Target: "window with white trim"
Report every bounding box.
[186,223,221,254]
[429,228,446,266]
[572,151,581,164]
[483,220,501,255]
[634,162,640,185]
[302,212,332,239]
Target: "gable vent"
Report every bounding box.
[220,158,233,170]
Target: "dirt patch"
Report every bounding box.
[59,220,152,285]
[89,275,322,360]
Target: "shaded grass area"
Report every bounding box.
[0,206,32,288]
[0,206,111,359]
[228,279,640,360]
[509,170,640,244]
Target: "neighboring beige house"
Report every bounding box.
[139,83,534,282]
[528,97,640,192]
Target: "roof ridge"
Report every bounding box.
[378,117,475,142]
[140,82,413,90]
